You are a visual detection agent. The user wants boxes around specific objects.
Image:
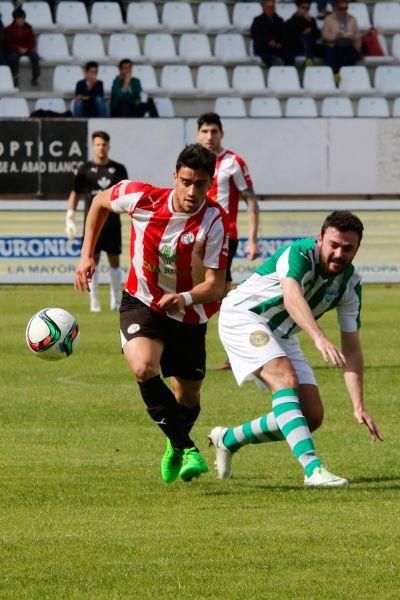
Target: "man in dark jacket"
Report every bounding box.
[5,8,40,86]
[250,0,289,67]
[73,61,108,118]
[110,59,158,118]
[285,1,321,66]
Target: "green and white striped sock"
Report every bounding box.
[272,388,321,477]
[223,412,284,453]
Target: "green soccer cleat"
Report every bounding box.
[160,439,183,483]
[179,448,209,482]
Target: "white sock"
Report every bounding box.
[109,266,121,308]
[90,268,100,308]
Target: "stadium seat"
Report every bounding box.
[179,34,215,64]
[392,97,400,116]
[144,34,180,64]
[321,97,354,117]
[53,65,83,93]
[0,2,13,26]
[373,3,400,34]
[108,34,143,62]
[161,2,197,32]
[348,2,371,31]
[215,97,246,117]
[126,2,162,32]
[249,97,282,117]
[0,66,18,93]
[374,66,400,96]
[0,97,29,117]
[131,65,161,94]
[23,3,55,31]
[37,34,70,63]
[357,97,390,117]
[339,66,374,95]
[90,2,126,31]
[364,33,394,65]
[56,2,89,30]
[153,97,175,117]
[276,2,297,21]
[98,65,119,93]
[232,2,262,32]
[72,34,106,62]
[214,34,248,64]
[197,2,233,33]
[34,98,67,113]
[267,66,303,95]
[303,66,338,96]
[160,65,196,95]
[391,34,400,60]
[232,66,267,96]
[285,97,318,117]
[196,65,232,95]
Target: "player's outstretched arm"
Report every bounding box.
[281,277,346,368]
[241,188,259,261]
[74,188,113,293]
[341,330,383,442]
[157,268,226,315]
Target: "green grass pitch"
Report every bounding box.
[1,284,399,599]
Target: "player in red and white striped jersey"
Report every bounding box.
[75,144,228,483]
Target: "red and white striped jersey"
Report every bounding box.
[207,149,253,240]
[110,180,228,324]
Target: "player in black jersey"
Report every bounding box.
[65,130,128,312]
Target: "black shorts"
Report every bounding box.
[120,292,207,381]
[226,238,239,282]
[85,213,122,256]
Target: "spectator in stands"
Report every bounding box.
[73,61,107,118]
[250,0,290,67]
[110,59,158,118]
[285,1,321,66]
[4,8,40,86]
[322,0,360,78]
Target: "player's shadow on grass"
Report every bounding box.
[350,475,400,489]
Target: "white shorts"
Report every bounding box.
[218,297,316,389]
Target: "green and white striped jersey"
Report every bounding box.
[228,238,362,339]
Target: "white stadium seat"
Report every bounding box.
[276,2,297,21]
[391,34,400,60]
[37,34,70,63]
[56,2,89,30]
[108,34,143,62]
[321,97,354,117]
[339,66,374,95]
[373,2,400,33]
[35,98,67,113]
[215,97,246,117]
[357,97,389,117]
[23,2,55,30]
[161,2,197,32]
[348,2,371,31]
[131,65,161,94]
[144,33,180,63]
[197,2,233,33]
[267,66,302,95]
[392,97,400,116]
[214,34,248,64]
[72,34,106,61]
[374,66,400,96]
[98,65,119,93]
[160,65,196,95]
[179,34,215,63]
[153,97,175,117]
[196,65,232,95]
[0,2,13,26]
[126,2,162,32]
[0,66,18,93]
[232,2,262,32]
[249,97,282,117]
[91,3,126,31]
[303,66,338,95]
[285,97,318,117]
[232,66,267,96]
[53,65,82,93]
[0,97,29,117]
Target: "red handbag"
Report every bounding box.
[361,28,384,56]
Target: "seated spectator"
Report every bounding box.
[250,0,290,67]
[110,59,158,118]
[285,1,321,66]
[73,61,107,118]
[322,0,360,77]
[4,8,40,86]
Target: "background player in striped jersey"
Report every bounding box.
[75,144,228,483]
[197,112,260,369]
[209,211,382,487]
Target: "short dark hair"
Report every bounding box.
[321,210,364,243]
[85,61,98,72]
[197,112,223,132]
[118,59,133,70]
[176,144,216,180]
[91,131,110,143]
[13,8,25,19]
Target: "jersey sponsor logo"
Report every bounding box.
[108,167,116,174]
[157,245,178,265]
[0,236,82,258]
[90,167,97,172]
[180,232,195,245]
[97,176,112,189]
[323,287,340,304]
[127,323,141,334]
[249,330,269,347]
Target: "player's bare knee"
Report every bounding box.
[132,362,159,382]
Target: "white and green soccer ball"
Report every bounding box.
[26,308,80,360]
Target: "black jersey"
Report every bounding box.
[73,160,128,216]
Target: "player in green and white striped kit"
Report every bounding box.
[209,211,383,487]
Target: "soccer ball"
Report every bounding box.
[26,308,80,360]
